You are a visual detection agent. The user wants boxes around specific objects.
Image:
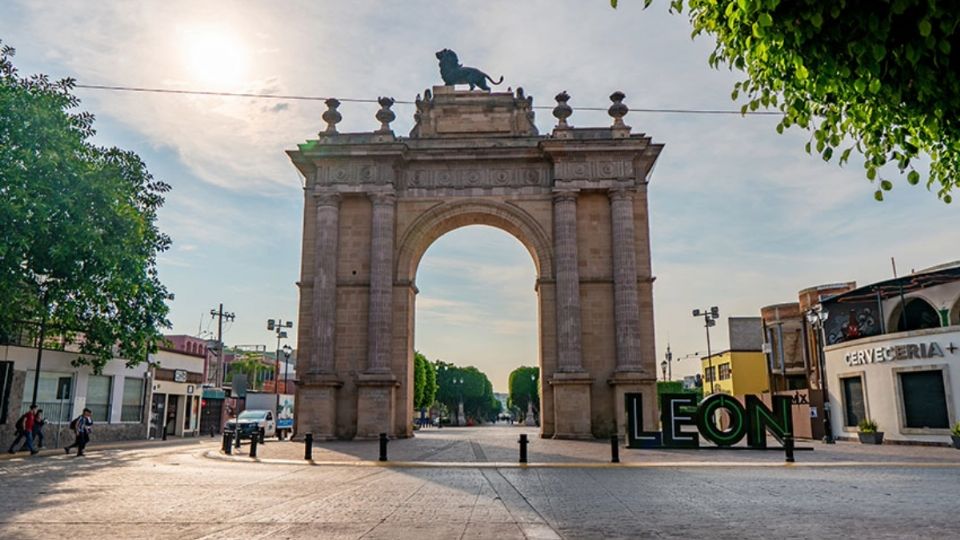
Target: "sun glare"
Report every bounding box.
[180,25,248,87]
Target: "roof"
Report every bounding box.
[822,262,960,305]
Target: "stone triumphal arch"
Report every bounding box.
[289,86,663,440]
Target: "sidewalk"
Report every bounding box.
[219,425,960,466]
[1,435,217,461]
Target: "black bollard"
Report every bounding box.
[162,424,168,441]
[518,434,529,464]
[250,434,259,458]
[610,434,620,463]
[223,431,233,455]
[259,428,266,445]
[210,426,216,438]
[379,433,389,462]
[235,429,242,449]
[304,432,314,460]
[784,434,795,463]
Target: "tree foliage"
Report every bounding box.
[412,351,438,410]
[0,42,172,371]
[616,1,960,202]
[508,366,540,418]
[434,360,499,423]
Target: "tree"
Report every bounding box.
[616,1,960,202]
[508,366,540,419]
[435,360,499,424]
[230,352,266,391]
[0,42,172,371]
[412,351,438,410]
[422,353,437,409]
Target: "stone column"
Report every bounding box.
[366,192,396,373]
[297,191,343,441]
[609,188,642,372]
[356,191,399,439]
[552,190,584,372]
[311,192,341,374]
[549,190,593,439]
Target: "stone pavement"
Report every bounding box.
[244,425,960,465]
[1,426,959,539]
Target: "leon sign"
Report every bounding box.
[625,393,793,449]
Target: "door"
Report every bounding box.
[200,398,223,435]
[165,395,178,436]
[151,393,166,439]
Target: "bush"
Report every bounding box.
[858,419,879,433]
[951,422,960,438]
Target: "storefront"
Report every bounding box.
[148,349,205,438]
[825,327,959,444]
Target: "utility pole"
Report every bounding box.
[210,304,235,388]
[692,306,719,394]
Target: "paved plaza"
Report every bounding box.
[1,426,959,539]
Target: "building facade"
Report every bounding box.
[699,317,768,396]
[1,345,150,450]
[822,262,960,444]
[148,348,206,439]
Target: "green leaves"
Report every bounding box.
[639,1,960,202]
[0,42,171,370]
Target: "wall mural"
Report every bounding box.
[823,302,880,345]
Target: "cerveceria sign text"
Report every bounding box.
[844,341,948,366]
[626,393,793,449]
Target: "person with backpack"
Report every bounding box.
[7,405,39,455]
[64,408,93,456]
[32,409,46,449]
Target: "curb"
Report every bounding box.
[201,450,960,469]
[1,438,215,462]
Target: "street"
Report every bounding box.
[1,426,959,539]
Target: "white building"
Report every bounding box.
[1,344,150,449]
[147,348,206,438]
[822,261,960,444]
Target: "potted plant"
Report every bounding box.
[857,419,884,444]
[951,422,960,450]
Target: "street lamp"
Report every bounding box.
[281,344,293,395]
[806,306,835,444]
[453,377,465,426]
[267,318,293,395]
[660,360,668,381]
[665,343,673,381]
[526,373,537,427]
[692,306,719,394]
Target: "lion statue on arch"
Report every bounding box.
[435,49,503,91]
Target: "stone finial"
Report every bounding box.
[322,98,342,135]
[553,91,573,129]
[608,91,628,129]
[375,97,396,133]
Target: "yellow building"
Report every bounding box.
[700,350,770,396]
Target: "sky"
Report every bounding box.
[2,1,957,391]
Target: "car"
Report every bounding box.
[224,409,276,441]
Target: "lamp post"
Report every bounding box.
[453,377,465,426]
[693,306,720,394]
[526,373,537,427]
[660,360,668,382]
[806,306,835,444]
[665,344,673,381]
[267,318,293,395]
[281,344,293,394]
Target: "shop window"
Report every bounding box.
[893,298,941,332]
[841,376,866,428]
[718,364,732,381]
[22,371,74,423]
[86,375,113,422]
[899,370,949,429]
[704,366,715,382]
[121,377,145,422]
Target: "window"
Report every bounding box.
[22,371,73,423]
[718,364,732,381]
[841,376,866,428]
[121,377,145,422]
[899,370,949,429]
[704,366,716,382]
[86,375,112,422]
[893,298,941,332]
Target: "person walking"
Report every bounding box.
[64,408,93,457]
[32,409,46,449]
[6,405,39,455]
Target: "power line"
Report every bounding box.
[73,83,783,116]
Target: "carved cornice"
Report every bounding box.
[403,165,547,190]
[607,187,634,202]
[369,192,397,206]
[552,190,579,204]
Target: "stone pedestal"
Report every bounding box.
[295,374,343,440]
[355,373,399,439]
[549,372,594,439]
[609,372,657,440]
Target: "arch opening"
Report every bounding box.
[889,297,941,332]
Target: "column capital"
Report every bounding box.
[368,191,397,206]
[552,190,579,204]
[314,191,342,208]
[607,187,635,202]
